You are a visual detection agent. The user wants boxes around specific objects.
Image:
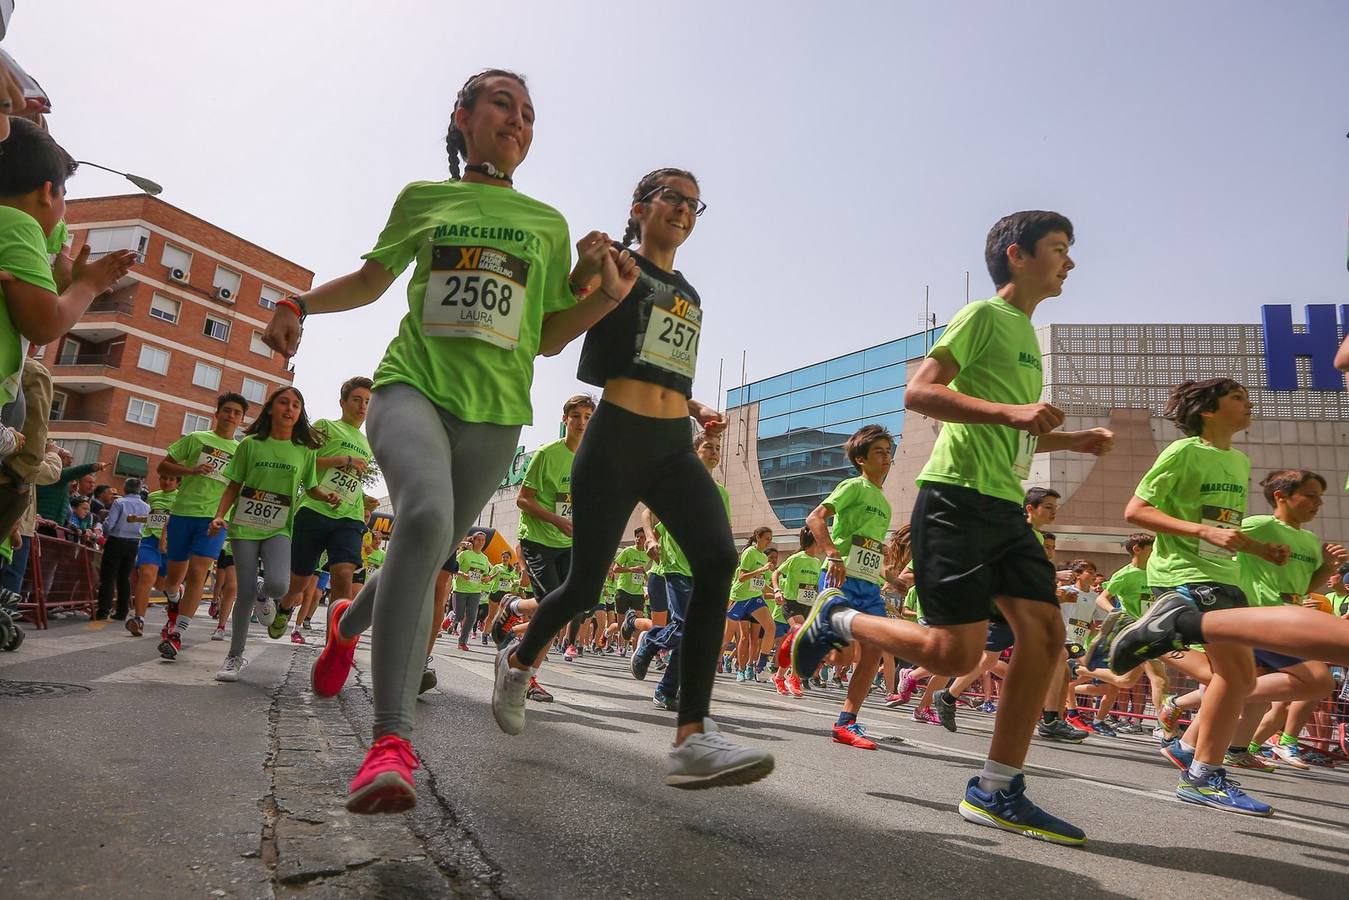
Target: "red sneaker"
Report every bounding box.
[346,734,419,815]
[832,722,878,750]
[312,599,359,697]
[157,632,181,660]
[777,628,797,668]
[773,674,789,696]
[787,674,803,697]
[441,615,452,633]
[1065,714,1094,733]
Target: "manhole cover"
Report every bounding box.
[0,680,92,699]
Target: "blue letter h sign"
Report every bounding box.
[1261,304,1346,391]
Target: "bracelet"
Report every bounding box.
[597,287,622,305]
[276,297,306,322]
[569,278,593,299]
[826,556,844,563]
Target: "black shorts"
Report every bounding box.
[911,483,1057,626]
[216,549,234,569]
[289,507,365,576]
[520,539,572,598]
[614,590,645,618]
[784,600,812,620]
[1158,583,1249,613]
[441,557,457,574]
[985,618,1015,652]
[489,591,506,603]
[352,568,367,583]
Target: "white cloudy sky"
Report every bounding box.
[7,1,1348,494]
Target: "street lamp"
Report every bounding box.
[74,160,163,196]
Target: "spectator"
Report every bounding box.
[67,497,93,542]
[90,483,114,523]
[96,477,148,620]
[35,449,106,536]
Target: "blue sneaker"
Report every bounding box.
[790,589,850,680]
[1176,768,1273,816]
[1161,739,1195,771]
[1090,719,1118,738]
[958,775,1086,846]
[631,632,652,681]
[652,689,679,712]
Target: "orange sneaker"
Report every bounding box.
[346,734,419,815]
[832,722,878,750]
[312,599,358,697]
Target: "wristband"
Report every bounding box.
[276,297,306,322]
[826,556,844,564]
[598,287,623,305]
[569,278,593,300]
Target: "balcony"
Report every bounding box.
[71,286,136,341]
[48,411,109,429]
[48,354,117,394]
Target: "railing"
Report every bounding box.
[86,296,134,315]
[50,354,117,370]
[16,526,100,628]
[48,412,109,426]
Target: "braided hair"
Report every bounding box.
[445,69,528,180]
[621,167,700,247]
[1162,377,1244,437]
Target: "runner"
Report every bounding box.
[155,392,248,660]
[212,386,336,682]
[452,531,492,652]
[273,376,374,640]
[793,211,1113,844]
[770,527,824,697]
[727,528,778,683]
[610,529,650,655]
[492,168,772,789]
[1096,533,1166,733]
[127,473,179,637]
[271,68,637,814]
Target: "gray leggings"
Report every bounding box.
[452,591,482,639]
[337,383,519,739]
[228,534,292,657]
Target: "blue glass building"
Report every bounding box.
[726,326,943,528]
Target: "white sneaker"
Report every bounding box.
[665,718,775,789]
[491,641,533,736]
[215,655,247,682]
[254,596,277,626]
[210,626,226,641]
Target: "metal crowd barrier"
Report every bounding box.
[16,527,101,629]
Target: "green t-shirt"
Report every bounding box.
[1239,515,1323,608]
[732,546,771,601]
[660,483,731,577]
[1328,591,1349,617]
[1136,437,1251,588]
[1104,563,1151,620]
[517,439,575,549]
[167,431,240,519]
[602,575,617,602]
[0,207,59,406]
[365,180,575,426]
[222,436,318,540]
[496,566,522,596]
[143,489,178,540]
[0,534,15,564]
[776,550,823,604]
[822,475,892,585]
[905,585,923,621]
[453,549,492,593]
[614,545,649,595]
[365,547,386,572]
[300,418,373,522]
[917,297,1044,505]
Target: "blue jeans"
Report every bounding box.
[647,572,691,697]
[1,535,31,595]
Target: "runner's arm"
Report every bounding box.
[640,507,661,561]
[1095,589,1118,614]
[264,261,397,357]
[1335,333,1349,372]
[158,456,208,477]
[210,481,243,533]
[905,351,1064,434]
[516,486,568,530]
[538,242,638,357]
[1125,495,1287,563]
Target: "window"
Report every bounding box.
[192,362,222,390]
[126,397,159,427]
[149,294,180,324]
[203,316,230,342]
[137,344,170,375]
[259,285,283,310]
[113,451,149,478]
[161,243,192,274]
[53,439,102,465]
[212,266,242,295]
[32,342,46,359]
[182,412,211,434]
[50,390,68,421]
[241,377,267,405]
[249,331,272,357]
[57,337,83,366]
[86,226,150,260]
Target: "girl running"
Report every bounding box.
[728,527,778,682]
[211,386,335,682]
[492,168,773,788]
[264,69,636,814]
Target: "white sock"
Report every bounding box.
[1178,739,1196,754]
[977,759,1021,793]
[1188,759,1215,781]
[829,607,860,642]
[174,617,189,635]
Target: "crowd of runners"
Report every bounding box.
[82,68,1349,847]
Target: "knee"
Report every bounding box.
[927,639,984,677]
[264,573,290,599]
[1310,669,1336,699]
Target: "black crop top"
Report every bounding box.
[575,246,702,398]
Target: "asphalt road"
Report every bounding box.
[3,608,1347,899]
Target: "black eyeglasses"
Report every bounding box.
[641,186,707,217]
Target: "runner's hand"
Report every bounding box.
[558,519,574,538]
[646,544,660,562]
[193,463,214,476]
[690,402,726,435]
[572,231,609,291]
[1323,542,1348,565]
[207,517,226,537]
[1004,402,1064,436]
[1067,428,1114,456]
[324,491,341,508]
[600,246,639,302]
[348,458,368,474]
[264,306,303,358]
[825,557,846,589]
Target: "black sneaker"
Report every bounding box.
[1036,717,1089,743]
[631,632,652,681]
[620,609,638,640]
[935,691,959,732]
[652,690,679,712]
[419,656,437,695]
[1107,591,1192,675]
[158,633,181,660]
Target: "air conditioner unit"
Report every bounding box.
[212,287,235,303]
[168,267,189,284]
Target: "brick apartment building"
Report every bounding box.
[37,195,313,481]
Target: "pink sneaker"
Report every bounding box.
[884,692,906,709]
[897,668,917,704]
[312,599,358,697]
[345,734,419,815]
[290,630,306,645]
[787,674,803,697]
[911,706,940,725]
[564,644,578,661]
[773,674,789,696]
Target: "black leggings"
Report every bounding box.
[519,539,586,646]
[515,401,736,725]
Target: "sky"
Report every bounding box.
[7,1,1348,494]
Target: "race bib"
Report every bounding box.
[1013,432,1037,480]
[846,536,884,582]
[321,464,363,504]
[557,493,573,519]
[147,511,170,531]
[637,291,701,379]
[198,447,232,484]
[422,244,528,350]
[468,571,482,583]
[799,586,818,604]
[1066,617,1091,644]
[1198,505,1241,559]
[233,487,290,530]
[750,575,766,591]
